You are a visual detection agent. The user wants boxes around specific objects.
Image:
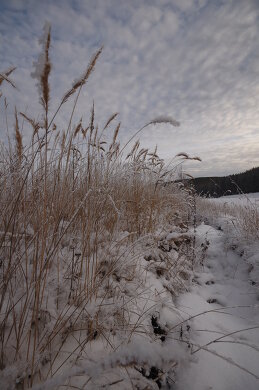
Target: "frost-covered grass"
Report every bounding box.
[0,26,196,389]
[197,193,259,240]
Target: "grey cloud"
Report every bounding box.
[0,0,258,176]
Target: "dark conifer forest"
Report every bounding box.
[191,167,259,197]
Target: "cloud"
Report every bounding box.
[0,0,258,176]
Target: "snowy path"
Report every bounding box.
[176,223,259,390]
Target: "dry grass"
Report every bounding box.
[0,26,193,388]
[197,195,259,240]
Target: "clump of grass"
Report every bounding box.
[0,25,194,388]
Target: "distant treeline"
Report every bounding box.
[190,167,259,197]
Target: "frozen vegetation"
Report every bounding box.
[0,26,258,389]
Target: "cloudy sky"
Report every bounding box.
[0,0,258,177]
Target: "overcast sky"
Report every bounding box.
[1,0,258,177]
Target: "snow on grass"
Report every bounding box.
[1,26,198,389]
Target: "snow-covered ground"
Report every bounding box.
[1,194,258,389]
[175,202,259,389]
[210,192,259,209]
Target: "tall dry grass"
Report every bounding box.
[0,26,193,388]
